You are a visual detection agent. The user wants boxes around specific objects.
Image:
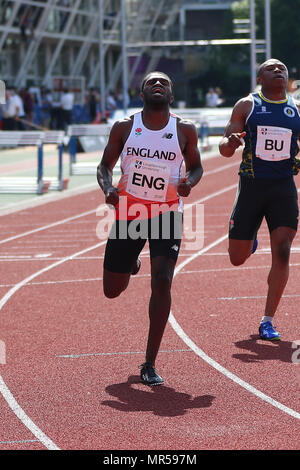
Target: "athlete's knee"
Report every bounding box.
[273,239,292,265]
[103,282,127,298]
[228,249,248,266]
[151,272,172,295]
[103,286,123,298]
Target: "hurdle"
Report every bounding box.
[68,124,111,175]
[0,130,69,194]
[42,130,69,191]
[0,131,49,194]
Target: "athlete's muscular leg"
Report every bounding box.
[145,256,176,365]
[228,238,254,266]
[264,226,296,317]
[103,222,145,298]
[103,270,131,298]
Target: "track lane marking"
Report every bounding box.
[0,376,60,450]
[0,240,106,450]
[0,208,102,245]
[56,349,192,359]
[0,170,257,448]
[0,179,239,449]
[169,235,300,421]
[0,181,238,246]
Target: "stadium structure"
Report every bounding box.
[1,0,269,110]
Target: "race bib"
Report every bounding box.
[256,125,292,161]
[126,158,171,202]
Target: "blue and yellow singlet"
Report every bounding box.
[240,91,300,178]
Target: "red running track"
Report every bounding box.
[0,151,300,451]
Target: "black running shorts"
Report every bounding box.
[229,176,299,240]
[104,211,183,273]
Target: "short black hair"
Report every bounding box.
[141,71,173,92]
[257,59,287,77]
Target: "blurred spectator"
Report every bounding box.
[51,94,63,130]
[1,1,10,24]
[106,91,117,117]
[215,87,226,106]
[10,87,26,129]
[115,87,130,109]
[87,87,98,122]
[20,87,34,124]
[60,88,74,130]
[29,85,42,106]
[18,5,35,42]
[205,87,219,108]
[0,90,18,130]
[41,88,53,127]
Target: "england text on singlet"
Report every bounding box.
[116,111,184,220]
[239,91,300,178]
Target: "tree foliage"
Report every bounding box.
[270,0,300,72]
[232,0,300,72]
[185,0,300,106]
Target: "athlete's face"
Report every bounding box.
[258,60,288,88]
[141,74,174,107]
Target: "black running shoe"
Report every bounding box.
[131,258,141,275]
[140,362,164,386]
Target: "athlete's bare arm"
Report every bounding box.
[97,118,132,206]
[177,119,203,197]
[219,96,253,158]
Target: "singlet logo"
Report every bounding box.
[162,133,173,139]
[284,106,295,118]
[135,160,143,169]
[135,127,142,136]
[256,105,272,114]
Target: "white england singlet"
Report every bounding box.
[116,111,184,220]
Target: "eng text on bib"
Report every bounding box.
[126,158,171,202]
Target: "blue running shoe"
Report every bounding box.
[259,321,280,341]
[252,238,258,254]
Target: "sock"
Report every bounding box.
[261,315,273,324]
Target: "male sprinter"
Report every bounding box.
[219,59,300,341]
[97,72,203,385]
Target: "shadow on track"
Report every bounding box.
[233,335,295,363]
[101,375,215,417]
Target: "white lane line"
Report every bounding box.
[0,207,103,245]
[169,235,300,421]
[185,183,237,208]
[0,240,106,450]
[0,376,60,450]
[0,179,237,247]
[0,183,98,217]
[0,179,238,449]
[220,293,300,301]
[3,260,300,288]
[204,160,240,176]
[0,439,39,445]
[56,348,192,359]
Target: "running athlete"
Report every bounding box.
[97,72,203,385]
[219,59,300,341]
